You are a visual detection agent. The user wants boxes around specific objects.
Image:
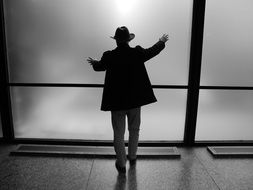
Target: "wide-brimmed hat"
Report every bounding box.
[111,26,135,42]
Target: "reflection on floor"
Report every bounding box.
[0,144,253,190]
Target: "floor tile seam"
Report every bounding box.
[193,150,222,190]
[85,159,94,190]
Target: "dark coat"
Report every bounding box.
[93,41,165,111]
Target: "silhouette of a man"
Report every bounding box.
[88,26,168,173]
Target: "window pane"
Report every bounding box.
[11,87,112,139]
[196,90,253,141]
[4,0,192,85]
[201,0,253,86]
[11,87,186,140]
[142,89,187,140]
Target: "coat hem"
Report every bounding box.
[100,100,157,111]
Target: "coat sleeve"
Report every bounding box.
[136,41,165,63]
[92,51,110,71]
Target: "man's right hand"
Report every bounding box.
[87,57,99,66]
[159,34,169,43]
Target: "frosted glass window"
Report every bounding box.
[201,0,253,86]
[11,87,111,139]
[196,90,253,140]
[11,87,186,140]
[4,0,192,85]
[142,89,187,140]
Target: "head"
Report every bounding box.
[111,26,135,47]
[116,39,129,47]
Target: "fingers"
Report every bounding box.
[163,34,169,40]
[160,34,169,42]
[87,57,99,66]
[87,57,93,62]
[87,60,92,64]
[88,57,98,62]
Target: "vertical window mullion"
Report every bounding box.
[0,0,14,142]
[184,0,206,146]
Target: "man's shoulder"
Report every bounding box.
[103,50,112,55]
[134,45,144,50]
[131,45,145,56]
[102,50,113,58]
[133,45,146,55]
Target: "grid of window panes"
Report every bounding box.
[196,0,253,140]
[4,0,193,141]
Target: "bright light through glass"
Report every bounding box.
[4,0,192,85]
[115,0,137,15]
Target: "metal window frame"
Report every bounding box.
[184,0,206,146]
[1,0,253,146]
[0,0,14,142]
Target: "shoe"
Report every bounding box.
[115,161,126,174]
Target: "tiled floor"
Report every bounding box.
[0,144,253,190]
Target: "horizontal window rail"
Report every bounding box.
[200,86,253,90]
[6,83,253,90]
[7,83,189,89]
[7,83,253,90]
[12,138,185,147]
[195,140,253,147]
[2,138,252,147]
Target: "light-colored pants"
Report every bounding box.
[111,107,141,167]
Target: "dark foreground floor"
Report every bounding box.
[0,144,253,190]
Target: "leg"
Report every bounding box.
[111,110,127,168]
[127,107,141,160]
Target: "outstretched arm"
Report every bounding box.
[139,34,169,62]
